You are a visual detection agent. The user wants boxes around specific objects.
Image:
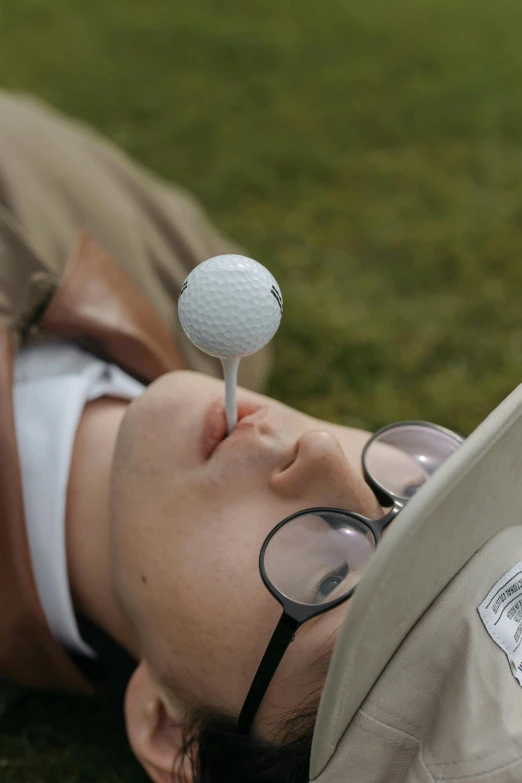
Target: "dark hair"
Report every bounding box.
[172,633,335,782]
[176,696,318,783]
[175,632,336,783]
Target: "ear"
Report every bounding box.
[124,661,193,783]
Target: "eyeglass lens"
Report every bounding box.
[239,422,464,734]
[263,511,376,606]
[364,423,462,500]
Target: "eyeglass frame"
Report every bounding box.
[237,420,464,734]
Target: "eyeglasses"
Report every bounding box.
[237,420,464,734]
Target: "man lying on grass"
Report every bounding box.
[0,91,444,783]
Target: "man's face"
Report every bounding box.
[110,371,382,732]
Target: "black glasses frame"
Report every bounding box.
[236,420,464,735]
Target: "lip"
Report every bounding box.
[200,398,269,460]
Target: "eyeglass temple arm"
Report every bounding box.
[237,612,299,735]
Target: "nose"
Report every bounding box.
[270,430,381,518]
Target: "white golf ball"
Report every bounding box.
[178,254,283,358]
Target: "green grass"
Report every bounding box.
[3,0,522,777]
[0,693,146,783]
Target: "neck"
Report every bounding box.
[66,396,139,659]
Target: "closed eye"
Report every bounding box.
[402,479,426,498]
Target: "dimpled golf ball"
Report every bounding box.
[178,254,283,359]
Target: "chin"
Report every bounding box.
[146,369,220,398]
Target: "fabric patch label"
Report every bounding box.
[478,561,522,686]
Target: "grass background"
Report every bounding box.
[2,0,522,778]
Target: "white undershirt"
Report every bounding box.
[13,341,145,658]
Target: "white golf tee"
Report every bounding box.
[222,356,240,434]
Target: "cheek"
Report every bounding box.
[139,521,284,710]
[166,520,266,625]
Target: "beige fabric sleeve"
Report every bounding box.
[0,91,270,391]
[315,526,522,782]
[312,383,522,781]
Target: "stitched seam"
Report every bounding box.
[357,709,419,752]
[432,751,522,781]
[365,698,425,734]
[418,754,436,783]
[429,737,522,769]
